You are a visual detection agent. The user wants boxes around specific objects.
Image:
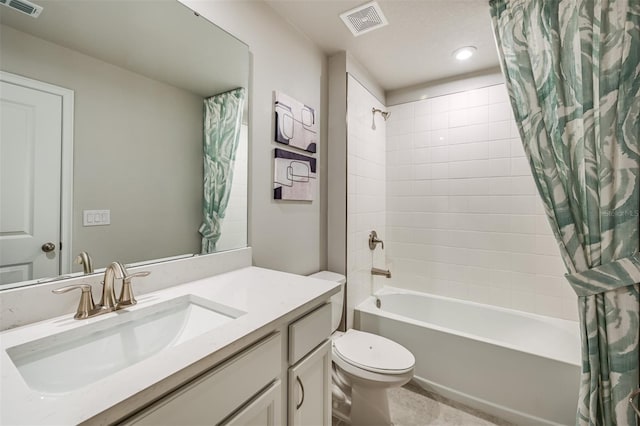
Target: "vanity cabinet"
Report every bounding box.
[119,302,334,426]
[287,303,333,426]
[288,340,332,426]
[223,381,282,425]
[122,333,282,425]
[0,262,342,426]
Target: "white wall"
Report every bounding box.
[184,1,328,274]
[327,53,348,276]
[386,67,503,106]
[346,53,385,104]
[327,51,386,278]
[385,83,578,321]
[346,75,387,328]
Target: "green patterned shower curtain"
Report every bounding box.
[490,0,639,424]
[199,87,246,253]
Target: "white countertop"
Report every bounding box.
[0,266,340,425]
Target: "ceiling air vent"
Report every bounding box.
[0,0,43,18]
[340,1,388,37]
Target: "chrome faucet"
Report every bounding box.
[371,267,391,278]
[99,262,126,312]
[369,231,384,250]
[53,261,150,319]
[74,251,94,274]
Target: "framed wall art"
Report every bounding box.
[274,91,317,153]
[273,148,316,201]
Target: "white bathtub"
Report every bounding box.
[355,287,581,426]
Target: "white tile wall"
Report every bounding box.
[346,75,387,328]
[385,84,578,321]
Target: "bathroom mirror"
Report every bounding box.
[0,0,249,288]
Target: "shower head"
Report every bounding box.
[372,108,391,120]
[371,107,391,130]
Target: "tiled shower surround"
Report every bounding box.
[385,84,578,321]
[346,75,387,328]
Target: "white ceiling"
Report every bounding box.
[265,0,500,92]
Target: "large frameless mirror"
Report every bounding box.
[0,0,250,289]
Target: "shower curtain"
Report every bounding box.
[490,0,639,424]
[199,87,246,253]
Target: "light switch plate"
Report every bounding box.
[83,209,110,226]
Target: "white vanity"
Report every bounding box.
[0,248,339,425]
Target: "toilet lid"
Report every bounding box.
[333,329,415,374]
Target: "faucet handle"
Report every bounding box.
[127,271,151,279]
[117,270,150,307]
[368,230,384,250]
[53,284,96,319]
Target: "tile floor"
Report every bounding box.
[333,382,513,426]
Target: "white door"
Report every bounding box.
[0,80,63,285]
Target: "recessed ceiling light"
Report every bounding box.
[453,46,477,61]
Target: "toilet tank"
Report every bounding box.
[308,271,346,332]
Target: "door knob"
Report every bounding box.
[41,242,56,252]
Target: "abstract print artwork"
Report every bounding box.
[273,148,316,201]
[274,91,317,153]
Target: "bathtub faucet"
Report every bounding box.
[368,230,384,250]
[371,267,391,278]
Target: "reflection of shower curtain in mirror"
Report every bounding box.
[199,87,246,253]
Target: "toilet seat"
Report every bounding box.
[308,270,414,425]
[333,329,415,375]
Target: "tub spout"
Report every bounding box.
[371,267,391,278]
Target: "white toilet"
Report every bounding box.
[309,271,415,426]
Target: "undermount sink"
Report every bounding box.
[6,295,246,394]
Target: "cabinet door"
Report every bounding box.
[223,381,282,426]
[288,340,332,426]
[121,334,281,426]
